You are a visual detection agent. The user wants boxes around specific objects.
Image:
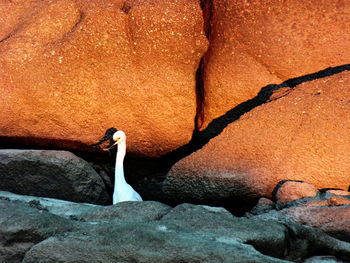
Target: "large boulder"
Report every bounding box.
[0,150,110,204]
[163,71,350,204]
[201,0,350,127]
[0,0,208,157]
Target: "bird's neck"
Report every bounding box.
[115,140,126,185]
[116,140,126,165]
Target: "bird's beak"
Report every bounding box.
[107,137,120,150]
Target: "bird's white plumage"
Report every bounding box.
[113,182,143,203]
[112,131,142,204]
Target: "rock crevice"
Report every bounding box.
[164,64,350,165]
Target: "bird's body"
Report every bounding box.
[111,131,142,204]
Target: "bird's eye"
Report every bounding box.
[115,137,121,141]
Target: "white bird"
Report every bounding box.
[109,130,142,204]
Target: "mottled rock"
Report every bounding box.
[274,180,318,203]
[164,72,350,204]
[303,256,347,263]
[0,150,110,204]
[282,206,350,242]
[251,209,350,261]
[0,190,99,219]
[2,193,350,263]
[160,203,289,259]
[0,200,75,263]
[78,200,171,222]
[250,197,275,215]
[0,0,208,157]
[328,196,350,206]
[23,221,289,263]
[202,0,350,127]
[161,203,350,262]
[325,189,350,196]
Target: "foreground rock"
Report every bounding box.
[0,199,75,263]
[23,222,287,263]
[0,150,110,204]
[202,0,350,127]
[0,0,207,157]
[303,256,347,263]
[0,190,99,218]
[2,191,350,262]
[250,184,350,243]
[282,205,350,243]
[164,72,350,204]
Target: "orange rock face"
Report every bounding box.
[164,72,350,202]
[202,0,350,128]
[0,0,208,157]
[274,181,318,203]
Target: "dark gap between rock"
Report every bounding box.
[161,64,350,168]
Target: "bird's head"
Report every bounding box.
[111,130,126,147]
[92,128,127,151]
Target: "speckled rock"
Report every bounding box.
[201,0,350,127]
[164,71,350,204]
[2,191,350,263]
[325,189,350,196]
[328,196,350,206]
[282,206,350,242]
[303,256,347,263]
[0,0,208,157]
[0,150,110,204]
[274,181,318,203]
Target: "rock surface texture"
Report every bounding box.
[273,180,318,203]
[250,184,350,243]
[1,191,350,263]
[164,71,350,203]
[283,205,350,243]
[0,150,110,204]
[0,0,350,223]
[0,0,208,157]
[201,0,350,127]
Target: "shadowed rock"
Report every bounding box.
[0,150,110,204]
[0,200,75,263]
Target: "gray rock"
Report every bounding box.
[0,199,75,263]
[251,210,350,262]
[78,201,172,223]
[23,221,290,263]
[248,197,275,215]
[303,255,347,263]
[160,203,289,259]
[0,150,110,204]
[0,190,99,219]
[281,205,350,243]
[2,192,350,263]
